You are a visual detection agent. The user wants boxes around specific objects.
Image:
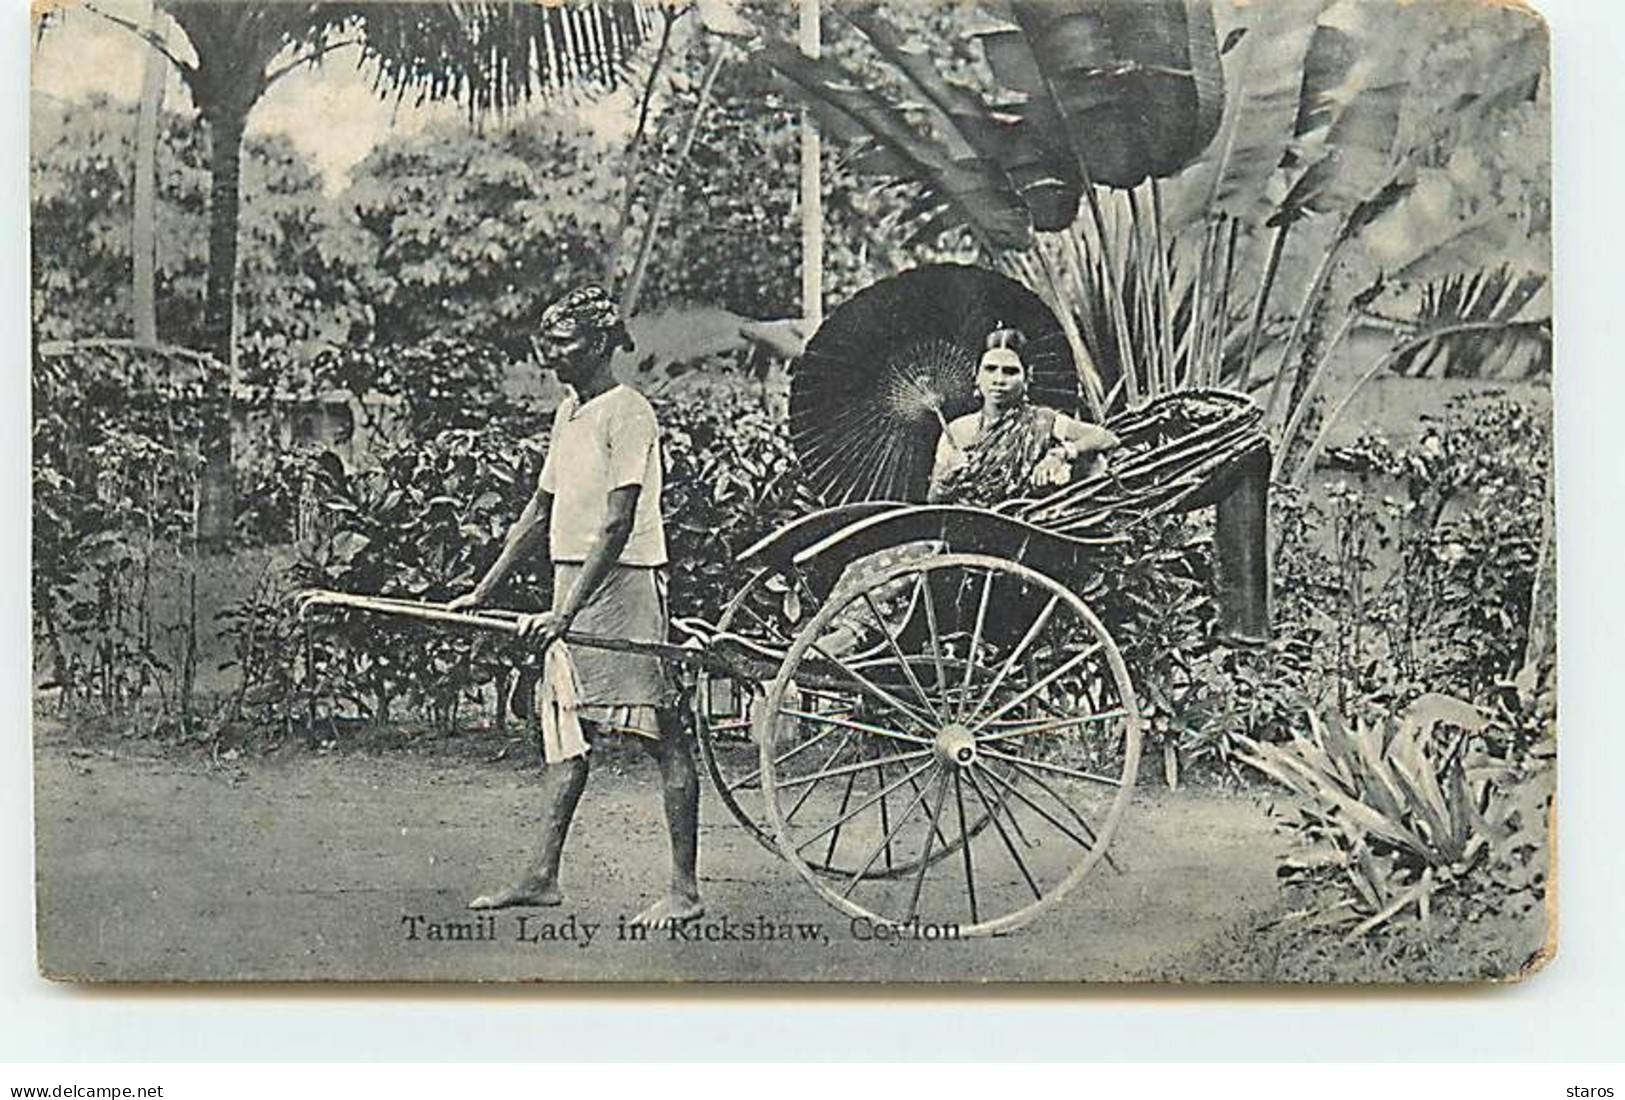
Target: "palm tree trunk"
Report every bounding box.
[196,100,248,544]
[202,103,246,367]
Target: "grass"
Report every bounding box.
[1150,885,1553,983]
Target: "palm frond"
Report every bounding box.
[348,1,656,114]
[1393,267,1550,379]
[842,4,1082,231]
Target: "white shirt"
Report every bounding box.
[538,384,668,567]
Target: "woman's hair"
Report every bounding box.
[985,327,1028,354]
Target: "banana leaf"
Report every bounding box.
[761,38,1033,250]
[1274,81,1405,225]
[843,4,1083,231]
[1170,0,1326,228]
[976,0,1224,190]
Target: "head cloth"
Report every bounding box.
[540,284,622,341]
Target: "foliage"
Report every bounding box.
[310,336,521,438]
[656,386,817,621]
[1311,394,1550,703]
[1105,391,1548,781]
[344,119,620,357]
[760,0,1550,431]
[274,425,547,731]
[1236,693,1550,937]
[29,95,377,357]
[208,369,811,736]
[1088,514,1317,784]
[31,342,219,725]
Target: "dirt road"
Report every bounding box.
[35,725,1288,983]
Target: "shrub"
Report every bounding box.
[1236,693,1549,936]
[655,386,816,621]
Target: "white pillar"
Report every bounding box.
[799,0,823,332]
[133,0,168,349]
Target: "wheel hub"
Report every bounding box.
[933,723,977,768]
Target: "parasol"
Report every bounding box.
[790,264,1079,505]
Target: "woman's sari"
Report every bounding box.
[935,404,1058,507]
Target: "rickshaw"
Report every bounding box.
[301,265,1271,937]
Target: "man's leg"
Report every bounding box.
[630,706,703,925]
[469,740,591,910]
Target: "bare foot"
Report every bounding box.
[468,880,563,910]
[630,893,704,928]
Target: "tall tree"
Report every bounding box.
[70,0,653,538]
[90,0,655,367]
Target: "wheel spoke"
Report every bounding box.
[955,567,995,722]
[809,641,937,730]
[735,599,776,640]
[774,746,933,791]
[990,754,1122,873]
[966,768,1042,902]
[965,594,1059,728]
[778,707,932,746]
[979,745,1122,788]
[901,767,956,855]
[728,723,838,792]
[784,730,856,826]
[976,759,1099,854]
[838,768,940,898]
[953,770,979,925]
[792,759,934,853]
[915,572,952,716]
[824,769,861,865]
[861,589,941,724]
[967,643,1105,736]
[876,759,894,872]
[907,769,953,919]
[976,708,1128,740]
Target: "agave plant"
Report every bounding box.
[758,0,1549,460]
[1235,693,1548,937]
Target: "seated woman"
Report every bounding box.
[813,328,1119,664]
[929,328,1119,506]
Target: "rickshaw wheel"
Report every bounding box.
[695,566,804,859]
[697,564,994,880]
[758,552,1144,938]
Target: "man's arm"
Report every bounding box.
[519,484,639,644]
[453,487,552,608]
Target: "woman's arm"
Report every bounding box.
[1030,413,1120,487]
[1053,414,1121,458]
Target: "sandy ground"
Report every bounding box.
[34,723,1290,983]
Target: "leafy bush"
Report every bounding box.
[656,386,816,621]
[1236,693,1550,937]
[1320,394,1549,700]
[212,381,811,737]
[31,344,218,724]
